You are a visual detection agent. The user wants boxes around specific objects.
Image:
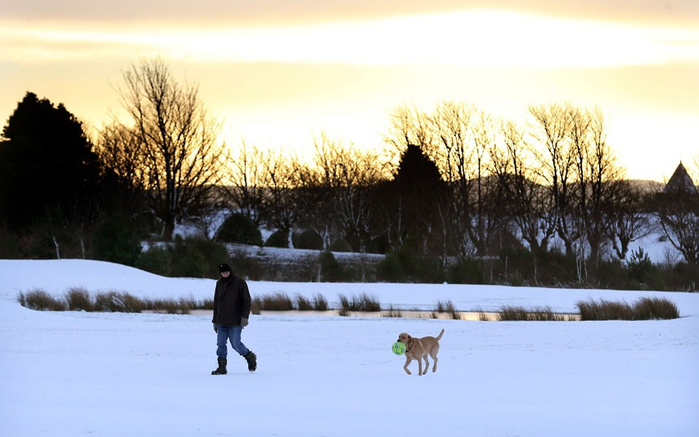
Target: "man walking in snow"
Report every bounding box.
[211,263,257,375]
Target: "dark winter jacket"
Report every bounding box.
[212,274,251,326]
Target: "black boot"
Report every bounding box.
[211,357,227,375]
[244,351,257,372]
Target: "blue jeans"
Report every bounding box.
[216,325,249,359]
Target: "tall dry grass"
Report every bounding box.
[577,297,679,320]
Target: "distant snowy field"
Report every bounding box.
[1,259,698,436]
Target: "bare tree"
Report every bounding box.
[222,141,266,225]
[569,106,624,271]
[96,122,147,210]
[468,110,504,256]
[112,58,226,240]
[431,101,475,258]
[384,105,448,259]
[258,149,300,247]
[294,135,342,250]
[496,120,556,252]
[320,136,384,253]
[654,164,699,265]
[655,192,699,265]
[528,103,578,257]
[608,180,651,260]
[491,119,556,283]
[384,104,436,160]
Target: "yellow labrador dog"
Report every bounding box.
[397,329,444,376]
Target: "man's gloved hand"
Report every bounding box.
[241,317,249,328]
[213,323,218,333]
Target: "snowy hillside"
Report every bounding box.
[1,259,698,436]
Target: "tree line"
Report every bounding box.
[1,58,697,288]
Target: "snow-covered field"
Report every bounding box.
[1,259,698,437]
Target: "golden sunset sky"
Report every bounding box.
[1,0,698,181]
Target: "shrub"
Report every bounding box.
[230,249,262,280]
[498,306,529,321]
[295,292,329,311]
[94,292,144,313]
[377,246,445,283]
[188,239,230,278]
[18,289,66,311]
[19,289,213,314]
[449,259,485,284]
[265,229,289,248]
[634,297,679,320]
[537,249,577,286]
[259,292,295,311]
[91,215,142,266]
[667,263,699,292]
[65,287,93,311]
[170,237,208,278]
[136,246,172,276]
[434,299,460,319]
[339,293,381,312]
[626,248,664,290]
[577,299,634,321]
[0,224,20,258]
[292,229,323,250]
[498,305,565,321]
[295,294,313,311]
[575,297,679,321]
[117,292,145,313]
[200,298,214,310]
[595,259,630,290]
[148,297,192,314]
[312,293,328,311]
[376,251,405,282]
[217,213,263,246]
[295,253,322,282]
[320,251,343,282]
[329,238,353,253]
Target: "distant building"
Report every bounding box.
[663,162,698,194]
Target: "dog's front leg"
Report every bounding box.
[403,356,413,375]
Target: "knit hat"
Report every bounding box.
[219,263,232,274]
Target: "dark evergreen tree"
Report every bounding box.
[0,92,101,233]
[391,144,448,257]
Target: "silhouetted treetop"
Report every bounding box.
[0,92,100,232]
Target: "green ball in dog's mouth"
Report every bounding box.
[392,341,406,355]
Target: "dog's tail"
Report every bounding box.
[436,328,445,341]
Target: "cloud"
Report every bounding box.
[2,0,698,27]
[3,11,698,69]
